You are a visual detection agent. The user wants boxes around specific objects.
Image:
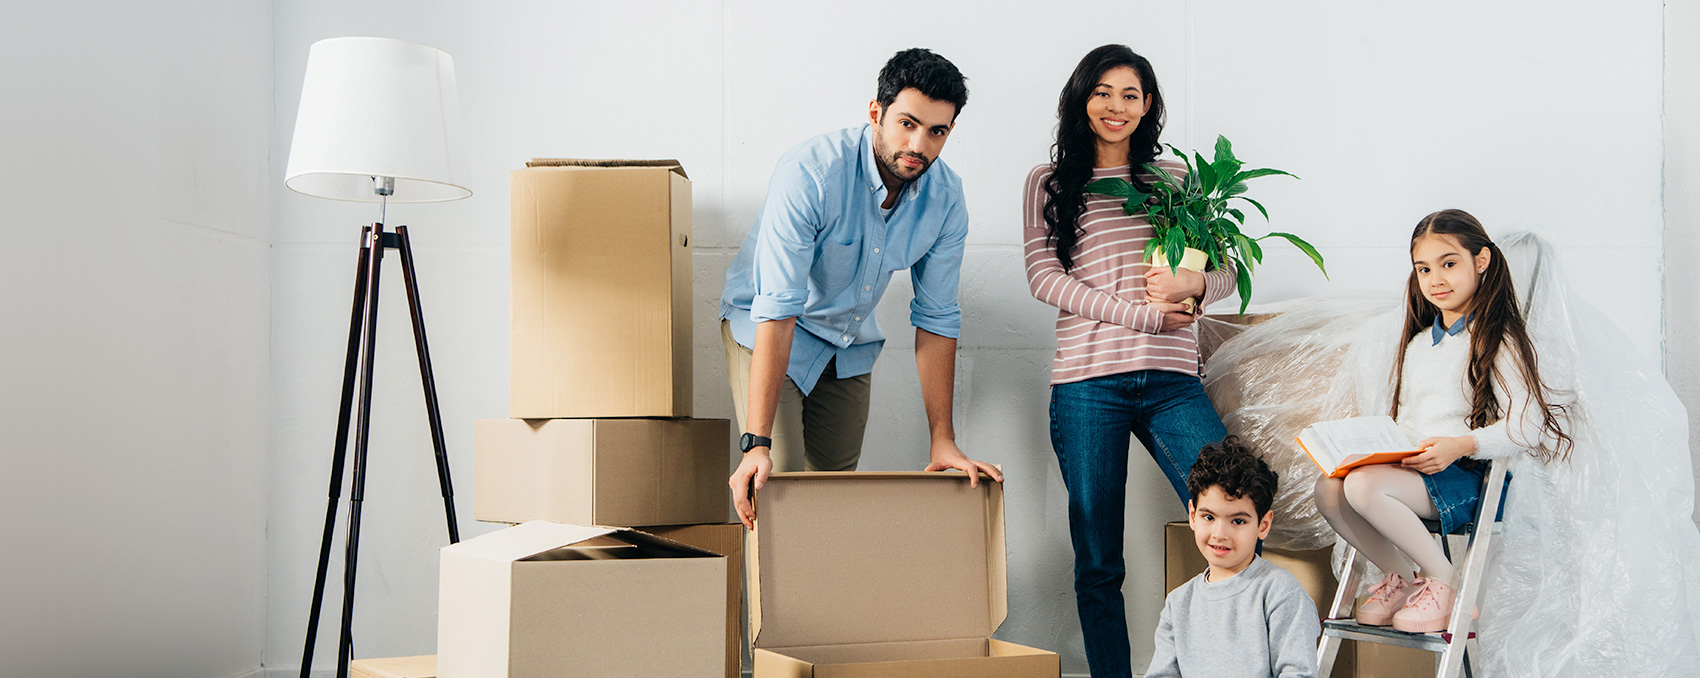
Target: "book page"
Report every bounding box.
[1311,416,1414,457]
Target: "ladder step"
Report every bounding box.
[1321,619,1468,652]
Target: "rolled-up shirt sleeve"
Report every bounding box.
[749,160,825,322]
[908,196,967,338]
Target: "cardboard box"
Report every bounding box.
[351,655,435,678]
[1163,522,1432,678]
[749,472,1059,677]
[438,521,726,678]
[641,523,746,678]
[475,417,731,527]
[510,159,692,418]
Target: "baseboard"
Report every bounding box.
[225,669,264,678]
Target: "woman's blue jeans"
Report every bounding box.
[1050,369,1227,678]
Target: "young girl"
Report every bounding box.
[1023,45,1234,678]
[1312,209,1571,633]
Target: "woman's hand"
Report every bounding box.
[1144,264,1206,304]
[1402,436,1476,475]
[1150,301,1196,332]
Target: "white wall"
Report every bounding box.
[1668,0,1700,526]
[0,2,274,677]
[262,2,1673,676]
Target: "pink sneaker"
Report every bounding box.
[1354,572,1416,626]
[1392,577,1455,633]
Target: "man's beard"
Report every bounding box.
[877,142,931,183]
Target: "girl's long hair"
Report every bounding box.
[1390,209,1572,462]
[1042,44,1165,272]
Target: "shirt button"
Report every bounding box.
[873,248,880,253]
[843,335,851,342]
[864,285,871,291]
[854,316,861,321]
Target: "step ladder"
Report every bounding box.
[1316,459,1507,678]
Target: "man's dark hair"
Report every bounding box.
[876,48,968,118]
[1187,436,1279,517]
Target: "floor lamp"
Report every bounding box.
[283,37,471,678]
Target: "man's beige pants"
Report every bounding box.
[721,320,870,471]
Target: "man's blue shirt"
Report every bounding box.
[719,124,968,395]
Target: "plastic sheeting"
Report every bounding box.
[1198,231,1700,676]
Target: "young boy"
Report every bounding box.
[1145,437,1322,678]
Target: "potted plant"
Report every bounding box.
[1086,135,1326,315]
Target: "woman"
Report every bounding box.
[1023,44,1233,678]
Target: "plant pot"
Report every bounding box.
[1148,245,1209,314]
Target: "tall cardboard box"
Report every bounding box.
[642,523,747,678]
[750,472,1059,677]
[438,521,726,678]
[1164,522,1432,678]
[475,417,731,527]
[510,159,692,418]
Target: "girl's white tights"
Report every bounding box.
[1314,464,1455,583]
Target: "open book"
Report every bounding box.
[1295,415,1422,478]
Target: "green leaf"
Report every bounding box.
[1164,228,1187,273]
[1232,167,1300,183]
[1210,217,1241,238]
[1224,182,1249,197]
[1238,196,1270,222]
[1232,233,1263,268]
[1194,152,1217,194]
[1086,178,1136,198]
[1228,208,1246,224]
[1214,135,1235,164]
[1167,143,1188,161]
[1146,162,1186,191]
[1260,232,1329,280]
[1233,256,1254,315]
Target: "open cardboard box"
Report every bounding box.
[749,472,1059,677]
[438,521,726,678]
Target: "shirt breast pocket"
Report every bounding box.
[811,240,861,290]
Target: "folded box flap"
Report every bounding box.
[442,520,616,562]
[750,472,1007,649]
[524,158,688,179]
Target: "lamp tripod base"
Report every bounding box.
[298,222,459,678]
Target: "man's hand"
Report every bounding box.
[729,449,774,529]
[922,439,1005,488]
[1144,264,1206,304]
[1402,436,1475,475]
[1150,301,1197,332]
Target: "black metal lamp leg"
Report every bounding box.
[394,225,459,544]
[334,223,387,678]
[300,226,375,678]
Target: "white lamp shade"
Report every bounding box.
[285,37,471,203]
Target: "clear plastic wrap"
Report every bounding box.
[1200,231,1700,676]
[1198,293,1403,550]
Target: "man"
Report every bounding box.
[721,48,1002,529]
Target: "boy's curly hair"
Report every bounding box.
[1186,436,1279,517]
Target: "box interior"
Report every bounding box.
[751,472,1006,650]
[522,531,716,562]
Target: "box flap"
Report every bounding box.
[524,157,688,179]
[441,520,616,562]
[750,472,1007,649]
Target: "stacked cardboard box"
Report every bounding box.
[1164,522,1434,678]
[440,160,741,678]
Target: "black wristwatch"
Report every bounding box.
[739,432,772,453]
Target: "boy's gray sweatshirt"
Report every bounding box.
[1144,555,1322,678]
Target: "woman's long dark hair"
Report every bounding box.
[1043,44,1166,272]
[1390,209,1573,463]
